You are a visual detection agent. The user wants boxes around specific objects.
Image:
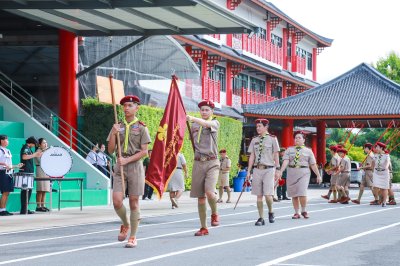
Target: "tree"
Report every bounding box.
[373,51,400,84]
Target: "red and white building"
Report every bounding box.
[170,0,333,112]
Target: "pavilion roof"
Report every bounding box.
[243,63,400,120]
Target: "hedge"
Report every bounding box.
[81,98,243,190]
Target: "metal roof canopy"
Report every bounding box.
[1,0,257,36]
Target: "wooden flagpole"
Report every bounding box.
[109,73,126,197]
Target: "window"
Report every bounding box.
[296,47,307,58]
[307,52,313,71]
[209,65,226,92]
[287,41,291,62]
[271,85,282,98]
[233,74,248,90]
[271,34,282,48]
[250,77,266,94]
[258,28,266,40]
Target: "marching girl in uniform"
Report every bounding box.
[280,131,321,219]
[371,142,391,207]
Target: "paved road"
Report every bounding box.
[0,188,399,265]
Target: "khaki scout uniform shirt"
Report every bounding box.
[190,119,220,198]
[107,121,151,157]
[220,157,231,175]
[191,119,220,158]
[247,134,280,166]
[107,120,151,194]
[283,146,316,167]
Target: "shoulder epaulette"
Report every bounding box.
[269,134,276,138]
[138,121,146,127]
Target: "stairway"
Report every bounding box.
[0,73,110,212]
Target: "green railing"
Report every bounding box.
[0,70,112,178]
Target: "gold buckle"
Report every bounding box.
[200,157,207,162]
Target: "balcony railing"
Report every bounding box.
[209,34,221,40]
[202,77,220,103]
[234,34,283,66]
[291,55,306,75]
[241,88,277,104]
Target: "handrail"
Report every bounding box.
[0,70,113,178]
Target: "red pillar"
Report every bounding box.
[281,119,294,148]
[291,33,297,72]
[316,120,326,165]
[266,78,271,97]
[310,134,317,156]
[201,51,208,100]
[266,21,271,42]
[59,30,78,148]
[282,82,287,98]
[226,34,233,47]
[312,47,317,81]
[226,61,233,106]
[282,28,288,70]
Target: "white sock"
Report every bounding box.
[0,208,5,212]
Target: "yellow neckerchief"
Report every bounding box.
[293,145,305,166]
[197,116,213,143]
[123,117,138,153]
[256,133,269,164]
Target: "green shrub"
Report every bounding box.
[81,99,243,190]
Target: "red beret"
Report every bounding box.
[329,145,338,152]
[198,100,215,109]
[219,149,226,153]
[384,150,389,154]
[363,143,373,149]
[255,118,269,126]
[375,142,386,149]
[120,95,140,105]
[294,130,306,137]
[336,144,344,149]
[337,148,347,154]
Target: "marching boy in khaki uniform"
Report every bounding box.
[336,148,351,204]
[187,100,220,236]
[108,95,151,248]
[352,143,376,204]
[321,145,340,202]
[246,118,280,226]
[217,149,232,203]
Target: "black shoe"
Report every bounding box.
[0,211,12,216]
[255,218,265,226]
[20,210,35,215]
[283,197,291,200]
[268,212,275,223]
[277,197,282,200]
[43,207,50,212]
[36,207,47,212]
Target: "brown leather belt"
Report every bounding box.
[254,164,274,170]
[194,156,217,161]
[289,165,308,168]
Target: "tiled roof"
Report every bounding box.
[243,63,400,118]
[260,1,333,46]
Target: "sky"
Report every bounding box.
[273,0,400,83]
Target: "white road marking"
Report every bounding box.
[0,204,364,264]
[258,221,400,266]
[0,203,338,247]
[115,207,400,266]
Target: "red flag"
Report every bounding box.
[145,76,187,199]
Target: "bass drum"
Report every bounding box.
[40,146,73,177]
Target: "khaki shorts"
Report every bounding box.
[361,171,373,187]
[190,159,220,198]
[218,172,230,187]
[113,160,145,196]
[251,168,275,196]
[330,174,339,186]
[337,173,350,188]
